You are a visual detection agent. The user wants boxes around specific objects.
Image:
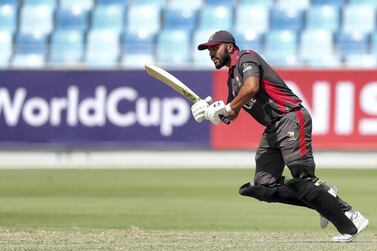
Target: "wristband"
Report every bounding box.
[225,103,232,114]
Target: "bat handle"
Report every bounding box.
[219,115,231,125]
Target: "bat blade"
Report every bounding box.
[145,64,230,125]
[145,64,200,103]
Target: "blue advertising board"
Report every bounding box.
[0,70,212,148]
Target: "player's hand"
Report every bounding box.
[205,100,231,125]
[203,96,213,105]
[191,96,212,123]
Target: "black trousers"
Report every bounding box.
[254,106,315,185]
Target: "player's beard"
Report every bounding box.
[215,47,230,69]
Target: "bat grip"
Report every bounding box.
[219,115,231,125]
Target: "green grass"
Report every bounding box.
[0,168,375,231]
[0,168,375,250]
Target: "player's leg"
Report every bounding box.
[239,133,308,208]
[280,108,359,235]
[239,179,309,207]
[286,176,357,235]
[314,180,353,228]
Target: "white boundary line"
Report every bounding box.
[0,151,376,169]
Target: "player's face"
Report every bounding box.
[208,43,230,69]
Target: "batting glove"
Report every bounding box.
[191,96,213,123]
[205,100,232,125]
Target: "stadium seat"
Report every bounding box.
[60,0,93,11]
[156,30,191,67]
[370,33,377,56]
[198,6,233,31]
[0,30,12,67]
[192,50,213,69]
[239,0,273,6]
[264,30,299,66]
[91,5,124,33]
[121,31,156,68]
[300,30,337,66]
[348,0,377,7]
[192,30,217,68]
[0,0,17,33]
[11,54,45,68]
[345,54,377,68]
[19,5,54,35]
[235,5,268,35]
[336,32,369,60]
[0,0,17,5]
[23,0,57,8]
[85,30,120,68]
[4,0,375,69]
[312,0,344,7]
[122,31,155,54]
[206,0,235,7]
[96,0,127,7]
[121,54,155,69]
[305,54,341,68]
[12,33,48,68]
[168,0,202,10]
[306,5,339,32]
[14,33,47,55]
[270,9,303,31]
[132,0,166,7]
[342,5,376,34]
[162,8,197,32]
[49,30,84,65]
[276,0,310,10]
[55,8,89,32]
[235,31,263,52]
[127,4,161,34]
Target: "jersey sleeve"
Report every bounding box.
[238,53,260,79]
[227,80,234,104]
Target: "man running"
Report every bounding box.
[191,30,368,242]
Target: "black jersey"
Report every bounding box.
[227,50,302,126]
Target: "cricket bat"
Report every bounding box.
[145,64,230,125]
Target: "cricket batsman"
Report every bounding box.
[191,30,369,242]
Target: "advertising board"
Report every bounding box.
[212,70,377,150]
[0,70,211,148]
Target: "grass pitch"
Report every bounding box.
[0,168,375,250]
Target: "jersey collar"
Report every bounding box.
[228,49,239,74]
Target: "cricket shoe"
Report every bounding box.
[332,210,369,243]
[319,185,338,229]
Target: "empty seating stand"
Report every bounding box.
[1,0,377,69]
